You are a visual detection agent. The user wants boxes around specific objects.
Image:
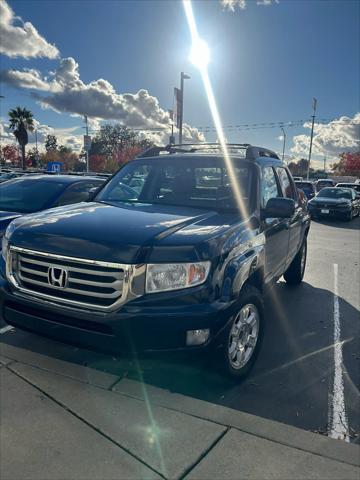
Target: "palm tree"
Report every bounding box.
[8,106,35,170]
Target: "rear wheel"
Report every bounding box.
[216,285,264,379]
[284,238,307,285]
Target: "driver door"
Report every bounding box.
[261,166,290,283]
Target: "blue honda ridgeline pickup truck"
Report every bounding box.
[0,144,310,378]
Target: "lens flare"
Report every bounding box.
[189,38,210,69]
[183,0,248,219]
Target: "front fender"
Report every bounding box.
[220,234,265,301]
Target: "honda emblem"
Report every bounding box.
[48,267,68,288]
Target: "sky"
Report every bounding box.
[0,0,359,167]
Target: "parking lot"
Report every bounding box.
[1,216,359,445]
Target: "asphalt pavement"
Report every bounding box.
[1,216,359,445]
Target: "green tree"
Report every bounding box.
[89,124,153,160]
[288,158,309,177]
[45,134,58,152]
[26,147,40,168]
[8,106,34,170]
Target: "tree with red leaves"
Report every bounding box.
[1,144,20,166]
[332,152,360,176]
[113,145,144,167]
[89,154,106,172]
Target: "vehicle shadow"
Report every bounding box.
[1,281,359,440]
[311,215,360,230]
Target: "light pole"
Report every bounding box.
[280,126,286,162]
[178,72,190,145]
[83,115,90,173]
[0,95,4,166]
[34,129,40,167]
[306,97,317,180]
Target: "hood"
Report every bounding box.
[311,197,351,205]
[8,201,241,263]
[0,211,22,236]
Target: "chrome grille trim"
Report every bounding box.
[7,246,145,312]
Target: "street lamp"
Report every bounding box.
[34,128,40,166]
[280,126,286,162]
[306,97,317,180]
[178,72,190,146]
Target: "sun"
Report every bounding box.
[189,38,210,70]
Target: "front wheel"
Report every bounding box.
[284,238,307,285]
[345,210,353,221]
[215,285,264,379]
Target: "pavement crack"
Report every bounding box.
[5,365,168,480]
[178,426,230,480]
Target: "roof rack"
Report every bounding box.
[138,143,280,161]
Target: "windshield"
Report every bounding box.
[96,157,254,212]
[317,180,333,187]
[0,178,66,213]
[318,188,352,200]
[296,182,313,193]
[337,184,360,192]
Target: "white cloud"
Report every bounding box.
[0,0,59,59]
[0,68,60,91]
[256,0,279,6]
[221,0,279,10]
[291,113,360,161]
[0,57,205,144]
[221,0,246,11]
[1,119,83,152]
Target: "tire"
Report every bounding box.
[284,238,307,286]
[215,285,264,380]
[346,211,353,221]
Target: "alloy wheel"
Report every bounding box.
[228,304,260,369]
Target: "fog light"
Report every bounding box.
[186,329,210,346]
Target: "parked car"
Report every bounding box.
[315,178,335,192]
[308,187,360,221]
[295,181,316,200]
[0,144,310,378]
[0,175,105,239]
[335,183,360,198]
[0,172,24,183]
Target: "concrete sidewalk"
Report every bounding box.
[1,342,359,480]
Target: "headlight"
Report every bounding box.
[1,222,17,262]
[1,234,9,262]
[146,261,211,293]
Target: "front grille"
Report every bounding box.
[8,247,129,311]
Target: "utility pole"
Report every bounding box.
[280,126,286,163]
[306,98,317,180]
[84,115,89,173]
[0,95,4,166]
[178,72,190,145]
[35,129,39,167]
[323,155,327,174]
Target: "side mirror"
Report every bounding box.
[263,197,295,219]
[87,186,101,202]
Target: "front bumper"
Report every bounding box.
[0,274,235,354]
[308,204,351,219]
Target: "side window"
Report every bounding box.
[276,168,297,200]
[262,167,281,207]
[120,165,150,195]
[56,182,100,206]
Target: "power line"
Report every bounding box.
[195,118,351,132]
[77,116,357,135]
